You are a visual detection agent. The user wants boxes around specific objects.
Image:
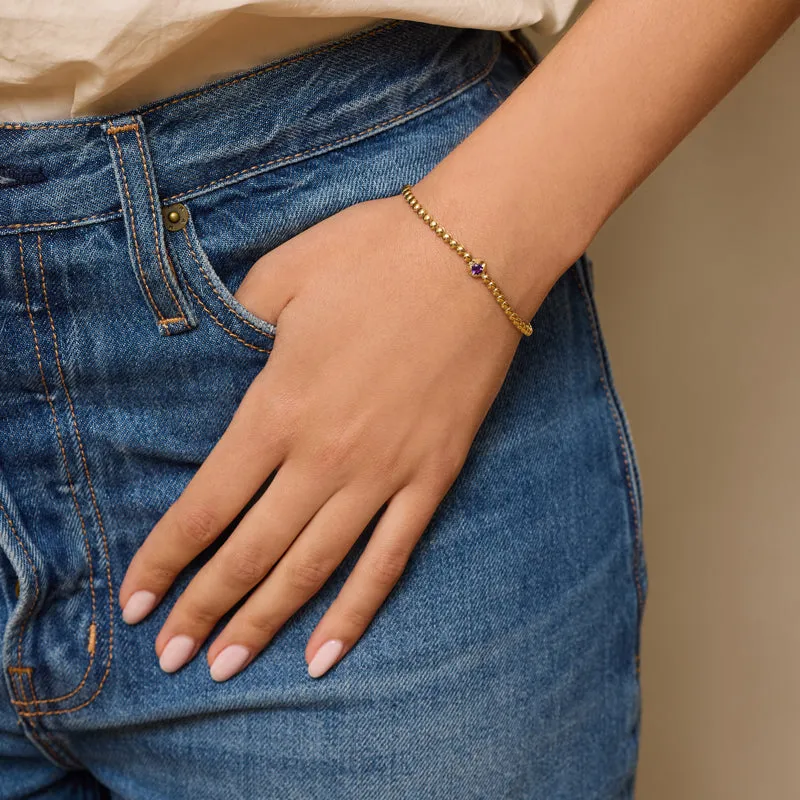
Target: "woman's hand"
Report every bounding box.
[117,190,532,682]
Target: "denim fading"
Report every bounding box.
[0,19,647,799]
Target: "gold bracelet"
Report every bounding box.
[399,184,533,337]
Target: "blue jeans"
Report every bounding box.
[0,20,647,799]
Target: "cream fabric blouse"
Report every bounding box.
[0,1,581,123]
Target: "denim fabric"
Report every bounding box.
[0,19,647,799]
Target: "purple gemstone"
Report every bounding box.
[470,261,485,277]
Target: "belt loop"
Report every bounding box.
[102,114,197,335]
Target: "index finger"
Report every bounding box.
[118,380,285,621]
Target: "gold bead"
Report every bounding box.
[399,182,532,337]
[167,210,180,223]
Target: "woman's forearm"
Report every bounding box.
[415,0,800,319]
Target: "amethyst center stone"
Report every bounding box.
[469,260,486,277]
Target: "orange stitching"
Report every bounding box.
[483,77,504,104]
[13,234,97,708]
[571,265,644,631]
[16,234,116,712]
[132,124,186,321]
[9,672,25,720]
[3,26,495,248]
[87,622,96,655]
[0,21,402,132]
[3,81,464,234]
[10,671,27,712]
[182,279,271,354]
[25,676,82,764]
[11,671,54,763]
[180,227,274,341]
[106,122,138,135]
[162,48,500,204]
[15,664,113,716]
[10,670,25,701]
[0,120,102,130]
[17,671,80,768]
[6,276,260,727]
[110,132,166,322]
[504,30,538,71]
[157,316,187,325]
[0,210,121,233]
[0,501,40,667]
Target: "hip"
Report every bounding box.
[0,19,647,797]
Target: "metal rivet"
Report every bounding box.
[162,203,188,231]
[14,580,19,598]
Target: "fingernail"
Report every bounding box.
[159,635,197,673]
[209,645,251,682]
[307,639,344,679]
[122,590,157,625]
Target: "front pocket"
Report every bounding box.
[157,49,513,356]
[161,200,277,355]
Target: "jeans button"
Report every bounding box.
[162,202,188,231]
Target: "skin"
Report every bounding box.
[118,0,800,680]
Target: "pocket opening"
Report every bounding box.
[162,201,277,354]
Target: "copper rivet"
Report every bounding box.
[163,203,188,231]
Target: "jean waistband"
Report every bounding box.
[0,20,502,236]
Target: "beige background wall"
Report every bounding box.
[529,11,800,800]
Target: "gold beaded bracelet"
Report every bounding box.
[400,184,533,337]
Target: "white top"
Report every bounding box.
[0,1,581,123]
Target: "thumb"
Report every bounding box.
[233,249,296,326]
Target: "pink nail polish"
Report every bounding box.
[209,645,251,682]
[159,635,197,673]
[307,639,344,679]
[122,590,157,625]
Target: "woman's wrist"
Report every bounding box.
[408,0,800,326]
[410,158,591,325]
[408,74,603,324]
